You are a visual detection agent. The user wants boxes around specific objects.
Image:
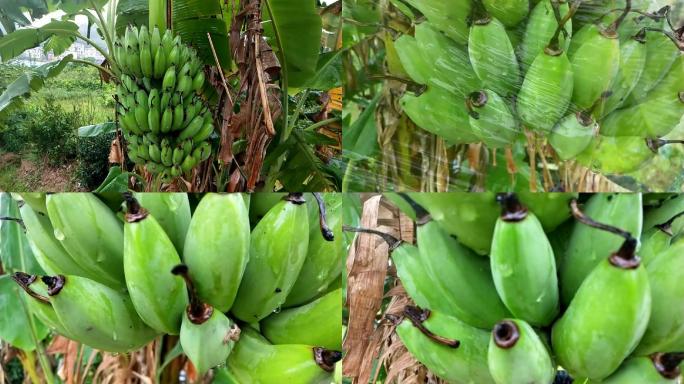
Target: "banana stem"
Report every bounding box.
[648,138,684,153]
[570,199,634,240]
[403,306,460,348]
[654,352,684,379]
[312,193,334,241]
[71,59,116,79]
[171,264,213,325]
[88,0,115,68]
[313,348,342,372]
[547,0,581,53]
[397,193,430,224]
[654,210,684,236]
[342,225,402,251]
[12,273,49,303]
[608,0,631,33]
[284,193,306,205]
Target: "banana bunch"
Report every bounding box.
[392,0,684,176]
[11,192,343,382]
[352,192,684,383]
[114,25,213,179]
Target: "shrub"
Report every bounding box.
[26,96,79,166]
[76,131,116,190]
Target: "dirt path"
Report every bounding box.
[1,152,80,191]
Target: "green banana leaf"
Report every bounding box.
[305,50,343,90]
[0,55,73,115]
[78,122,116,137]
[0,194,43,275]
[263,0,322,87]
[115,0,148,36]
[0,275,49,351]
[0,20,78,62]
[343,93,380,159]
[172,0,230,68]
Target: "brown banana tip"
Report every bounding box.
[609,237,641,268]
[12,272,36,287]
[41,275,66,296]
[321,228,335,241]
[285,193,306,205]
[496,193,528,222]
[468,90,488,108]
[312,193,334,241]
[652,352,684,379]
[493,320,520,349]
[122,192,148,222]
[314,347,342,372]
[403,306,460,348]
[172,264,210,323]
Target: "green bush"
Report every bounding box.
[0,109,34,152]
[76,131,116,190]
[26,96,79,166]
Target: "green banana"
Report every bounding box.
[285,193,344,307]
[172,265,239,375]
[401,194,512,328]
[13,272,76,339]
[248,193,288,224]
[153,47,167,79]
[161,108,173,134]
[644,194,684,232]
[192,71,205,93]
[560,194,643,305]
[140,44,153,79]
[41,274,158,352]
[633,236,684,355]
[161,145,173,167]
[17,193,47,214]
[148,105,161,134]
[569,23,621,110]
[394,306,495,384]
[178,115,204,141]
[576,135,654,174]
[45,194,125,290]
[122,194,187,335]
[487,319,555,384]
[228,328,340,384]
[400,0,472,45]
[520,0,571,71]
[148,143,161,163]
[408,192,499,255]
[490,193,558,326]
[172,104,184,131]
[150,26,161,59]
[482,0,529,27]
[261,288,342,350]
[552,209,651,381]
[589,354,683,384]
[468,9,520,97]
[172,147,184,166]
[184,193,250,312]
[180,155,197,173]
[162,66,177,92]
[549,112,598,160]
[466,90,519,148]
[20,204,96,281]
[134,104,150,132]
[231,194,309,322]
[517,46,573,133]
[192,141,212,162]
[626,29,679,104]
[597,31,647,117]
[192,120,214,143]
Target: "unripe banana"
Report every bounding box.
[134,104,150,132]
[153,47,167,79]
[192,141,212,162]
[285,194,345,307]
[148,105,161,134]
[228,328,340,384]
[177,74,193,97]
[192,121,214,143]
[162,66,177,92]
[150,26,161,59]
[178,115,204,141]
[172,147,184,166]
[192,71,205,93]
[552,205,651,381]
[123,194,187,335]
[395,306,495,383]
[488,319,555,384]
[17,193,47,214]
[633,236,684,355]
[173,265,239,375]
[45,194,125,290]
[183,193,250,312]
[589,354,683,384]
[180,155,197,173]
[560,193,643,305]
[231,194,309,322]
[172,104,185,131]
[140,44,153,79]
[148,143,161,163]
[40,274,158,352]
[12,273,76,339]
[20,204,97,282]
[261,288,342,350]
[161,29,174,58]
[168,45,180,68]
[491,193,559,326]
[161,108,173,134]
